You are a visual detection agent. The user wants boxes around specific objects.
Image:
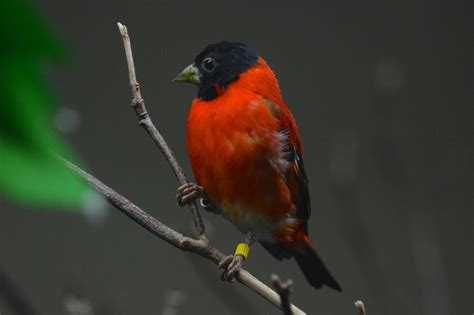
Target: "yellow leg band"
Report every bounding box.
[234,243,250,260]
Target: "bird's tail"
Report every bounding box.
[293,235,342,292]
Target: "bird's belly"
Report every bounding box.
[219,204,278,240]
[188,128,295,238]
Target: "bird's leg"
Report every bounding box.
[219,231,256,282]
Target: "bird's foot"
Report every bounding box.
[176,182,204,206]
[218,255,244,282]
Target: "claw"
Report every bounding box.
[176,183,203,206]
[218,255,243,282]
[218,255,234,269]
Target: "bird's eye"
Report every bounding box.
[202,57,217,72]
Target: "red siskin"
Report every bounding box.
[174,41,341,291]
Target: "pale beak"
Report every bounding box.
[173,63,200,84]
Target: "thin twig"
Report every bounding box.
[62,158,201,251]
[355,300,366,315]
[117,22,205,238]
[271,274,293,315]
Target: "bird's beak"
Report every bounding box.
[173,63,200,84]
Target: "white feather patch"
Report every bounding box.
[268,129,290,175]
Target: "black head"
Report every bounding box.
[174,41,259,100]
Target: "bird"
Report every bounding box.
[174,41,341,291]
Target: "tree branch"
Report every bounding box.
[62,158,200,251]
[271,274,293,315]
[117,22,205,238]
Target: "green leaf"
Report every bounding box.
[0,0,87,208]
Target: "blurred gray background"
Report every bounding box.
[0,0,471,314]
